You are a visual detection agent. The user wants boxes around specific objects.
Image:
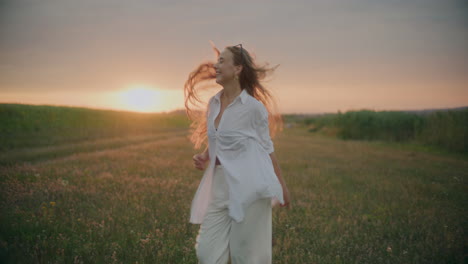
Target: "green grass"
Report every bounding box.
[0,104,466,263]
[1,123,466,263]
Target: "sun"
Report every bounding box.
[118,86,161,112]
[118,85,183,113]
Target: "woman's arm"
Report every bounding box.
[253,103,290,207]
[269,151,291,208]
[269,152,286,186]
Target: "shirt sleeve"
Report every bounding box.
[254,103,275,154]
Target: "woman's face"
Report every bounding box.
[214,48,241,85]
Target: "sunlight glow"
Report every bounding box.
[116,85,183,113]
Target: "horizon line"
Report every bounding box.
[1,101,467,115]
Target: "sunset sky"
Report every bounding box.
[1,0,467,114]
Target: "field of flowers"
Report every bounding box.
[0,125,466,263]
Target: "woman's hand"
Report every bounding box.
[193,151,209,170]
[280,184,291,209]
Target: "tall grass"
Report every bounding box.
[416,109,468,154]
[302,108,468,155]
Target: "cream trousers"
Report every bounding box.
[195,164,272,264]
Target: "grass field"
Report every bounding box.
[0,119,467,263]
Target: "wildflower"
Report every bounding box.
[60,179,68,186]
[140,238,150,244]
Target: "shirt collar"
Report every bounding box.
[214,88,247,105]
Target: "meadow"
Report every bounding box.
[0,104,467,263]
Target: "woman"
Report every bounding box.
[184,43,291,264]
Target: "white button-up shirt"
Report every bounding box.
[189,88,284,224]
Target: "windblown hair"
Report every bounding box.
[184,43,283,150]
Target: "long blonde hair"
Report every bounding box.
[184,43,283,150]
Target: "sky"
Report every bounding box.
[0,0,467,114]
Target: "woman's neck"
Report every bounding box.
[221,82,242,101]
